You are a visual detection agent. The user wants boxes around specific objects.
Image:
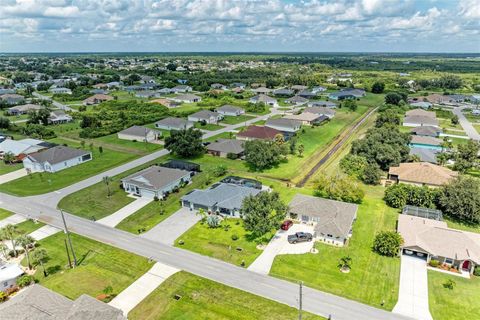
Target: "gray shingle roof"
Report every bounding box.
[289,194,358,239]
[409,147,439,164]
[122,165,190,191]
[189,110,220,119]
[118,125,158,137]
[265,118,301,130]
[217,105,243,113]
[411,126,442,137]
[155,117,191,129]
[303,107,336,117]
[27,146,90,165]
[207,139,244,155]
[403,115,439,127]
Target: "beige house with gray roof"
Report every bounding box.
[288,194,358,247]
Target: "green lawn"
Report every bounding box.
[24,232,151,300]
[445,217,480,234]
[220,115,255,125]
[428,271,480,320]
[175,219,272,268]
[15,219,45,234]
[270,186,401,311]
[0,208,13,221]
[0,140,138,196]
[0,162,23,175]
[128,271,323,320]
[204,131,235,142]
[94,133,163,153]
[194,122,225,131]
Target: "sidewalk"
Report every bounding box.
[97,197,152,228]
[0,213,27,228]
[29,225,61,241]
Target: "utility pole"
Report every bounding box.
[64,239,72,268]
[60,209,77,267]
[299,281,303,320]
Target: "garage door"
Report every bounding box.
[403,249,427,260]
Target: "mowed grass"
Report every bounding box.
[15,219,45,234]
[0,162,23,175]
[220,115,255,125]
[0,208,13,220]
[0,139,138,196]
[270,186,401,310]
[128,271,324,320]
[428,271,480,320]
[94,133,163,153]
[26,232,151,300]
[194,122,225,131]
[175,219,272,268]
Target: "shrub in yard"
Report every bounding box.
[373,231,403,257]
[429,260,440,268]
[231,234,239,241]
[226,153,238,160]
[474,266,480,277]
[443,279,456,290]
[16,275,34,288]
[0,291,7,302]
[207,215,220,228]
[153,196,159,202]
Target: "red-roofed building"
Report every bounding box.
[236,125,282,141]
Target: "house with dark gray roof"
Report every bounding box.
[0,284,125,320]
[273,88,295,96]
[297,90,316,99]
[122,165,191,199]
[117,125,160,142]
[7,103,43,115]
[216,105,245,116]
[411,126,442,137]
[181,182,262,217]
[409,147,440,164]
[155,117,193,131]
[307,100,337,108]
[249,94,278,107]
[285,95,308,106]
[403,115,439,128]
[188,110,223,124]
[303,106,336,119]
[288,194,358,247]
[0,93,24,105]
[207,139,245,158]
[23,146,92,173]
[265,118,302,133]
[328,88,365,100]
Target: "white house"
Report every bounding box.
[49,87,72,95]
[171,85,192,93]
[23,146,92,173]
[170,94,202,103]
[216,105,245,116]
[117,126,160,142]
[188,110,223,124]
[0,261,24,293]
[121,165,191,199]
[48,110,73,124]
[155,117,193,131]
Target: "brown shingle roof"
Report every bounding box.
[389,162,457,186]
[236,125,282,140]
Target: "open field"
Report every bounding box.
[24,232,151,300]
[128,271,323,320]
[270,186,401,311]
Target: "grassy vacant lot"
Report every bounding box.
[204,131,234,142]
[194,122,225,131]
[0,139,138,196]
[220,115,255,125]
[0,162,23,175]
[175,220,270,268]
[15,219,45,234]
[94,133,163,153]
[428,271,480,320]
[26,232,151,300]
[128,271,323,320]
[0,208,12,220]
[270,187,401,311]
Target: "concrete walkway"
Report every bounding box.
[109,262,179,316]
[452,106,480,141]
[248,224,314,274]
[0,213,27,228]
[140,207,200,245]
[97,197,153,227]
[29,225,61,241]
[393,255,433,320]
[0,169,28,185]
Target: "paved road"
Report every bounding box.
[452,106,480,141]
[0,192,411,320]
[32,92,77,112]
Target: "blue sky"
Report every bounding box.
[0,0,479,53]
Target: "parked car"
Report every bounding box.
[281,220,293,230]
[287,232,313,244]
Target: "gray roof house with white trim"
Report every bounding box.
[265,118,301,133]
[181,183,262,217]
[188,110,223,124]
[23,146,92,173]
[171,93,201,103]
[121,165,191,199]
[155,117,193,131]
[7,104,43,115]
[288,194,358,247]
[307,100,337,108]
[207,139,245,158]
[216,105,245,116]
[117,125,160,142]
[303,106,336,118]
[249,94,278,107]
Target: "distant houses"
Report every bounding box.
[23,146,92,173]
[249,94,278,107]
[170,93,201,103]
[283,112,328,126]
[155,117,193,131]
[188,110,223,124]
[328,88,365,100]
[216,105,245,116]
[117,125,161,142]
[49,87,72,95]
[171,85,192,93]
[388,162,457,187]
[83,94,114,105]
[236,125,282,141]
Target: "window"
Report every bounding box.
[445,258,454,265]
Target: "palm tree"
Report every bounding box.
[3,152,16,165]
[338,256,352,272]
[0,224,19,257]
[17,235,35,270]
[0,242,8,260]
[103,176,112,197]
[32,248,49,277]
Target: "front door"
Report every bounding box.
[462,260,471,270]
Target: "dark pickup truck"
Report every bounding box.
[287,232,313,244]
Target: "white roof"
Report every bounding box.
[0,262,24,282]
[0,139,44,156]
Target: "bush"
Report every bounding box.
[384,183,439,209]
[443,279,456,290]
[429,260,440,268]
[212,165,228,177]
[373,231,403,257]
[16,275,34,288]
[226,152,238,160]
[474,266,480,277]
[206,215,220,228]
[314,174,364,204]
[231,234,239,241]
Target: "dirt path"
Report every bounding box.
[296,107,378,187]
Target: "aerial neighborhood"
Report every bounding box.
[0,52,479,320]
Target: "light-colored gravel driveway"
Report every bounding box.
[248,224,314,275]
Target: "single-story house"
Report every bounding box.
[155,117,193,131]
[216,105,245,116]
[0,261,24,293]
[249,94,278,107]
[308,100,337,108]
[251,87,272,95]
[328,88,365,100]
[0,88,16,95]
[397,214,480,275]
[7,104,43,115]
[388,162,458,187]
[273,88,295,96]
[303,106,336,119]
[135,90,160,99]
[158,88,173,95]
[151,98,180,108]
[83,94,114,105]
[89,89,108,95]
[288,194,358,247]
[409,147,440,164]
[181,182,262,217]
[0,94,24,105]
[211,83,227,90]
[48,110,72,124]
[283,112,328,126]
[411,126,442,137]
[410,101,432,109]
[23,146,92,173]
[311,86,327,93]
[0,138,47,159]
[265,118,301,133]
[236,125,283,141]
[49,87,72,95]
[206,139,245,158]
[106,81,120,89]
[409,135,442,149]
[171,85,192,93]
[121,165,191,199]
[230,82,246,89]
[285,95,309,106]
[297,90,316,99]
[0,284,126,319]
[403,115,439,128]
[405,108,436,118]
[170,93,202,103]
[472,109,480,116]
[291,85,308,92]
[188,110,223,124]
[117,126,161,142]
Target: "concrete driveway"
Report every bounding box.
[97,197,152,227]
[393,255,433,320]
[0,169,28,185]
[140,207,200,245]
[248,224,314,274]
[0,213,27,228]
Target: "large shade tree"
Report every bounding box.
[242,191,288,237]
[164,128,204,158]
